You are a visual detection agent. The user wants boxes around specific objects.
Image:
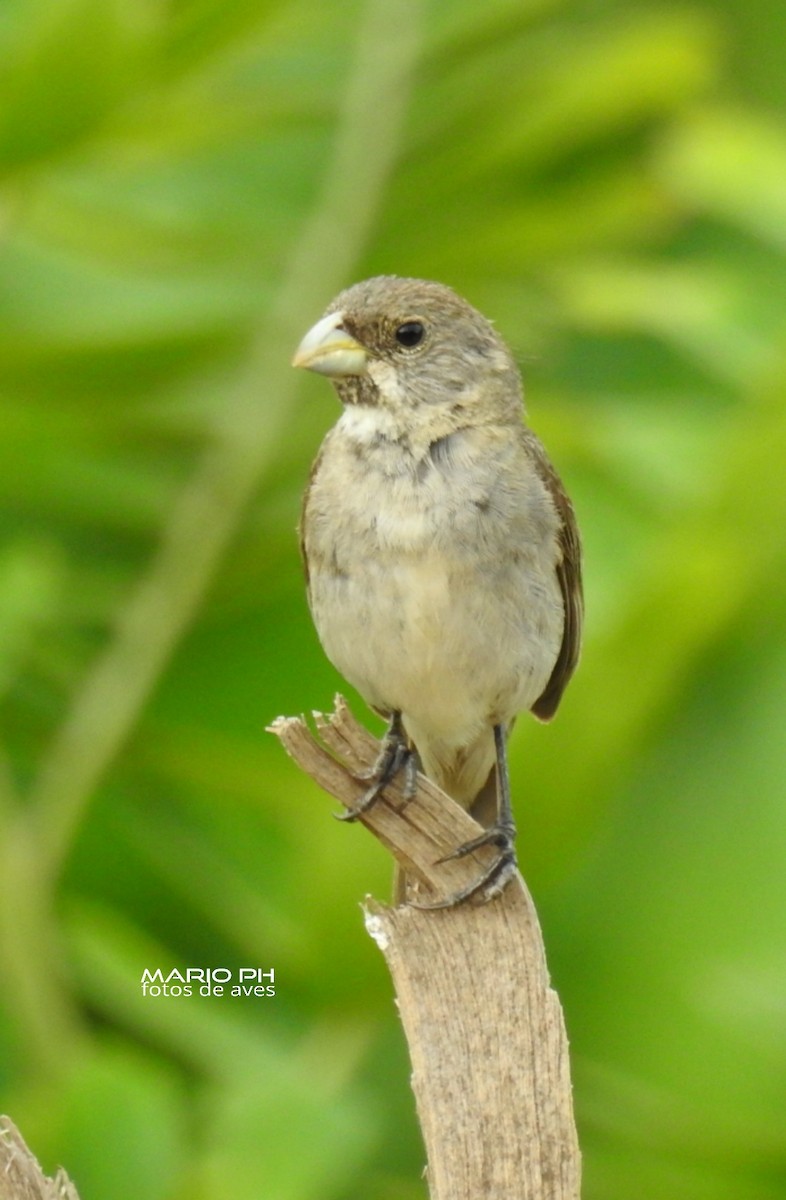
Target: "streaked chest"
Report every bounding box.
[303,415,550,568]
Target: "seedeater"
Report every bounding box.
[293,276,582,905]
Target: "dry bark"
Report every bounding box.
[270,697,581,1199]
[0,1117,81,1200]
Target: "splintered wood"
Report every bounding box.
[271,697,581,1199]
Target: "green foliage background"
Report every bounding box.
[0,0,784,1196]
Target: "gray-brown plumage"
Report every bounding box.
[293,276,582,904]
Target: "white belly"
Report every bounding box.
[310,545,562,745]
[303,416,565,800]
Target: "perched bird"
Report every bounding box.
[293,276,582,905]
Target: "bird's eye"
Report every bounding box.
[395,320,425,348]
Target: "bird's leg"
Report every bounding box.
[411,723,518,908]
[337,710,418,822]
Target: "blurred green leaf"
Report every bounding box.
[0,0,785,1197]
[0,0,155,172]
[0,540,63,695]
[658,107,786,250]
[198,1068,379,1200]
[48,1041,188,1200]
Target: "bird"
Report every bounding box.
[293,276,582,906]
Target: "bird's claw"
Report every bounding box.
[435,821,517,865]
[408,823,519,909]
[336,716,418,822]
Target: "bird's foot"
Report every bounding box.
[337,715,418,822]
[409,822,519,909]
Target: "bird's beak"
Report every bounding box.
[292,311,369,377]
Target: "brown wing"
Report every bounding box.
[524,431,583,721]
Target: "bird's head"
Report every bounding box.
[292,276,523,429]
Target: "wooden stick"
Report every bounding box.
[270,697,581,1199]
[0,1115,81,1200]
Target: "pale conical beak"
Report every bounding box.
[292,311,368,377]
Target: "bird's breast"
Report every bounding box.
[302,420,564,739]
